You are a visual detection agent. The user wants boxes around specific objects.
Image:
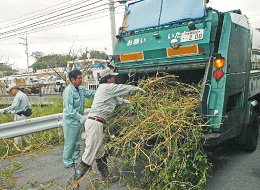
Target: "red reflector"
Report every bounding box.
[116,57,120,61]
[200,47,204,52]
[213,69,224,80]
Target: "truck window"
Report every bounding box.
[125,0,206,32]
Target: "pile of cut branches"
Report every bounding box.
[106,75,211,189]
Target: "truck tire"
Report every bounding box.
[245,112,259,152]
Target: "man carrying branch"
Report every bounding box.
[67,67,145,189]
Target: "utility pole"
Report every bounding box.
[109,0,116,53]
[19,34,30,84]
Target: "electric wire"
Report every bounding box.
[0,0,123,31]
[0,1,125,40]
[0,0,107,35]
[0,10,110,39]
[0,0,95,29]
[0,0,76,27]
[0,10,109,39]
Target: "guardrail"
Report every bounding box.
[0,95,58,106]
[0,83,63,97]
[0,109,90,139]
[38,83,63,96]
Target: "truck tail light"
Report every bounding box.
[214,58,225,68]
[213,68,224,80]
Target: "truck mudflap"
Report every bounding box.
[202,133,222,147]
[202,101,259,149]
[202,124,241,148]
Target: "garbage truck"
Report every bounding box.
[110,0,260,151]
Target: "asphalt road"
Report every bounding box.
[0,142,127,190]
[2,133,260,190]
[206,130,260,190]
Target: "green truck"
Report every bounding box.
[110,0,260,151]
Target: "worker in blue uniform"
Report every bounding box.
[0,85,31,117]
[62,70,95,169]
[0,85,32,145]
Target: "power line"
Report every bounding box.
[0,1,109,38]
[1,0,123,28]
[0,0,106,32]
[0,10,111,39]
[11,0,51,7]
[0,0,125,40]
[0,0,75,24]
[0,5,124,41]
[0,8,109,39]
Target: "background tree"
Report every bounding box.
[30,49,109,86]
[31,51,44,60]
[78,48,109,60]
[0,63,15,76]
[30,49,109,72]
[30,53,75,72]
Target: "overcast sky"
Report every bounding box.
[0,0,260,69]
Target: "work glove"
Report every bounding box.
[0,109,6,114]
[84,108,91,116]
[80,116,87,124]
[138,88,146,94]
[124,100,131,104]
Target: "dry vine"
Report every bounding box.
[105,75,211,189]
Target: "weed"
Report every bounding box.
[0,162,24,189]
[0,96,93,189]
[30,180,38,186]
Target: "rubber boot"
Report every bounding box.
[96,156,119,182]
[67,160,91,189]
[96,156,109,180]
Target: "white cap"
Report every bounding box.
[100,67,119,78]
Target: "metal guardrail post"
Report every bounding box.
[39,85,42,97]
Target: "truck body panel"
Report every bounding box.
[112,0,260,149]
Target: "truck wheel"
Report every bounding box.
[245,112,259,152]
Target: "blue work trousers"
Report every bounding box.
[63,118,83,167]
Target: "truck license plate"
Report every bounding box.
[181,29,204,42]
